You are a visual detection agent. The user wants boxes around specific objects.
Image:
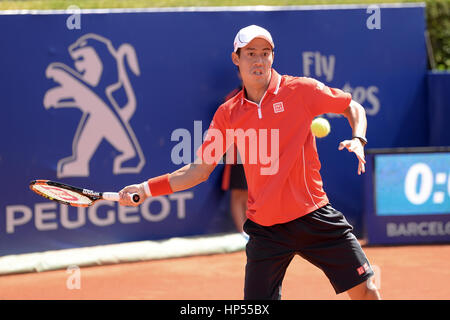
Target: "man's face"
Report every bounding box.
[232,38,274,88]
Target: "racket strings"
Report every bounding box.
[31,184,93,206]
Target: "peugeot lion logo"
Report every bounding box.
[43,33,145,178]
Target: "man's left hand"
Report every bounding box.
[338,138,366,175]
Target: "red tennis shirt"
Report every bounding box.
[197,69,352,226]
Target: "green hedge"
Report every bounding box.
[426,0,450,70]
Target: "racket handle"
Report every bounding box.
[103,192,140,203]
[103,192,120,201]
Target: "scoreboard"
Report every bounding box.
[364,148,450,244]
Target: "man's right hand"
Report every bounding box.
[119,183,147,206]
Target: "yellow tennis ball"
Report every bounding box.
[311,117,331,138]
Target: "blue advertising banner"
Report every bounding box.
[0,4,428,254]
[365,148,450,245]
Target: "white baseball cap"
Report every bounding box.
[233,25,274,52]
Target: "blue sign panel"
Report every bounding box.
[428,71,450,147]
[0,5,428,254]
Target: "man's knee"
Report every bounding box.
[347,277,381,300]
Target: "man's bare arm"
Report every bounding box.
[168,158,216,192]
[119,158,216,206]
[341,99,367,139]
[338,99,368,175]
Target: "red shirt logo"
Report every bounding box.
[273,102,284,113]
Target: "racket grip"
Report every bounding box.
[102,192,120,201]
[103,192,140,203]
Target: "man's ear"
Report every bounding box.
[231,52,239,67]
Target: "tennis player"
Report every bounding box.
[119,25,381,300]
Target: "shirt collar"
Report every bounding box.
[267,69,282,95]
[240,69,281,105]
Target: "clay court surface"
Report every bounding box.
[0,243,449,300]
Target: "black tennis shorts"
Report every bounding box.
[243,204,374,300]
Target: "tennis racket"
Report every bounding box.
[29,180,139,207]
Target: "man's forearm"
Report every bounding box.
[119,160,215,206]
[168,162,212,192]
[342,99,367,140]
